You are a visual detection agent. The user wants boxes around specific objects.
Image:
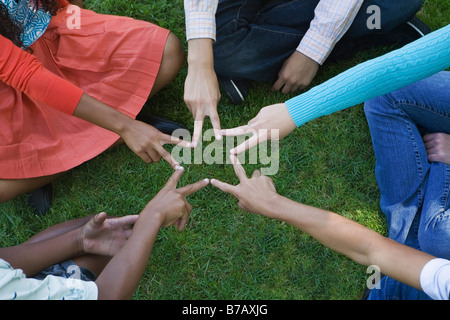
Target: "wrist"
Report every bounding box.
[74,227,86,256]
[261,193,289,219]
[141,206,166,228]
[187,39,214,68]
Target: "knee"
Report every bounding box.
[0,181,13,204]
[363,95,389,121]
[162,32,185,75]
[418,214,450,260]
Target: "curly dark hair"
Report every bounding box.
[0,0,58,48]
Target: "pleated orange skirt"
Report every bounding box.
[0,6,170,179]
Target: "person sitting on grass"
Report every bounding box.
[0,167,209,300]
[211,156,450,300]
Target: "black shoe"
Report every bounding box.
[329,16,431,62]
[218,78,252,105]
[387,16,431,46]
[28,183,53,216]
[405,16,431,38]
[136,114,187,135]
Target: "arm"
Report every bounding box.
[0,213,138,277]
[94,167,209,299]
[0,36,189,168]
[273,0,363,93]
[211,155,435,291]
[183,0,222,146]
[224,25,450,154]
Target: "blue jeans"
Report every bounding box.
[213,0,423,82]
[364,71,450,300]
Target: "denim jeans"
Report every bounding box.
[213,0,422,82]
[364,71,450,300]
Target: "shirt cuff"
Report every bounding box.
[296,29,335,65]
[185,11,216,41]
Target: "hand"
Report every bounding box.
[423,132,450,166]
[82,212,139,257]
[221,103,296,154]
[120,119,191,168]
[211,155,279,218]
[144,166,209,231]
[184,39,222,147]
[272,51,319,94]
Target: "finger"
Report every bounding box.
[178,178,210,197]
[138,151,153,164]
[156,144,179,169]
[220,125,254,137]
[272,77,285,92]
[94,212,107,225]
[251,170,261,178]
[176,203,192,231]
[163,134,192,148]
[192,118,204,148]
[210,178,237,195]
[230,134,260,155]
[117,214,139,229]
[281,83,292,94]
[230,154,248,181]
[164,166,185,189]
[209,113,222,140]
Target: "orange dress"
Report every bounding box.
[0,2,169,179]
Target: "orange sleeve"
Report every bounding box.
[0,35,83,115]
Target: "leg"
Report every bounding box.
[149,32,185,97]
[364,94,429,247]
[364,72,450,247]
[214,0,319,82]
[364,71,450,300]
[346,0,423,38]
[0,173,62,204]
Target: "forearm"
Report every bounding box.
[272,195,433,289]
[73,93,134,137]
[94,209,163,300]
[24,215,93,245]
[0,228,84,276]
[297,0,363,64]
[187,38,214,69]
[287,25,450,127]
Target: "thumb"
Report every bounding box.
[94,212,107,225]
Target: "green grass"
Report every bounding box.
[0,0,448,300]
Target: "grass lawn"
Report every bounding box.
[0,0,448,300]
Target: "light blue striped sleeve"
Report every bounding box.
[286,24,450,127]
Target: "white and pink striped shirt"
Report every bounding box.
[184,0,363,65]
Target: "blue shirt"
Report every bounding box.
[2,0,52,48]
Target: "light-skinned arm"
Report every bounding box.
[184,39,222,147]
[211,156,435,291]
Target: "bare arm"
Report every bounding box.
[211,155,435,290]
[73,94,190,168]
[184,39,222,147]
[0,213,138,277]
[94,167,209,299]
